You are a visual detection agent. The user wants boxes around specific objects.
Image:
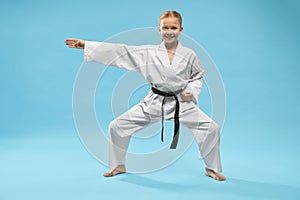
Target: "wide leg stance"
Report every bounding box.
[109,102,222,173]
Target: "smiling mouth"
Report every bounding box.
[164,35,175,39]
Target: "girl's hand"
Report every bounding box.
[65,38,85,49]
[180,92,193,102]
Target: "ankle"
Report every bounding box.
[116,165,126,170]
[205,168,214,172]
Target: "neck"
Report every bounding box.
[164,41,178,51]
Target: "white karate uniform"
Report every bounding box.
[84,41,222,172]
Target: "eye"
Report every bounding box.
[171,26,178,30]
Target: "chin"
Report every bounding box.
[164,39,177,45]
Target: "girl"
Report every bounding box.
[65,10,226,181]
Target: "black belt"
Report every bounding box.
[151,87,180,149]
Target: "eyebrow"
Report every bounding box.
[162,26,179,29]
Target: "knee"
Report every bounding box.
[109,120,121,139]
[209,121,220,133]
[109,119,130,138]
[109,119,125,134]
[109,120,118,132]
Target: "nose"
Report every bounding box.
[164,29,174,34]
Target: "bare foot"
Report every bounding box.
[205,168,226,181]
[103,165,126,177]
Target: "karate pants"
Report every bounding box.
[108,103,222,173]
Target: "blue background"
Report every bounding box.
[1,0,300,199]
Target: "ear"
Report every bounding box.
[158,26,161,33]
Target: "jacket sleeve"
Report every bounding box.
[182,54,204,104]
[84,41,145,72]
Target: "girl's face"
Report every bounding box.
[159,16,183,46]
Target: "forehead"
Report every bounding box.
[160,16,181,26]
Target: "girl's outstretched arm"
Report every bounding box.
[66,39,144,72]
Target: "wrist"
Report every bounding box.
[79,40,85,48]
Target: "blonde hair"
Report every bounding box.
[159,10,183,27]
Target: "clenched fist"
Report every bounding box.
[180,92,193,102]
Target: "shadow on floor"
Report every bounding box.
[117,174,300,199]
